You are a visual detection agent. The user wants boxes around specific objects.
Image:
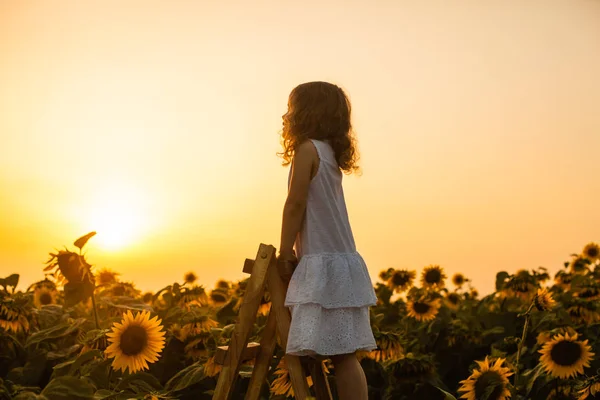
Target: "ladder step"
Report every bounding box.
[243,258,254,274]
[215,341,261,365]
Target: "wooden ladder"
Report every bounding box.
[212,243,333,400]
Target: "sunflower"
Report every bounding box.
[209,288,229,305]
[575,285,600,301]
[555,270,573,291]
[421,265,446,290]
[271,358,314,397]
[367,331,404,362]
[215,279,230,290]
[583,243,600,263]
[0,303,29,333]
[452,273,466,287]
[445,292,461,310]
[180,315,220,338]
[105,311,166,373]
[204,355,223,377]
[570,255,590,274]
[578,377,600,400]
[179,287,209,309]
[469,288,479,299]
[95,268,120,286]
[33,286,58,308]
[567,305,600,325]
[184,272,197,284]
[142,292,153,304]
[534,288,556,311]
[538,332,594,379]
[458,356,512,400]
[387,269,416,293]
[406,298,441,322]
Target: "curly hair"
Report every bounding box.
[278,81,360,174]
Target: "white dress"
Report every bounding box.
[284,139,378,356]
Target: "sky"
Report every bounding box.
[1,0,599,295]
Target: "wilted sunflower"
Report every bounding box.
[567,304,600,325]
[406,298,441,322]
[96,268,120,286]
[452,273,466,287]
[209,288,229,305]
[179,287,209,309]
[539,332,594,379]
[388,353,437,383]
[583,243,600,263]
[421,265,446,290]
[0,303,29,333]
[387,269,416,293]
[555,270,573,291]
[33,286,58,308]
[204,355,223,377]
[575,285,600,301]
[534,288,556,311]
[367,331,404,361]
[105,311,166,373]
[570,255,590,274]
[458,356,512,400]
[577,377,600,400]
[142,292,153,304]
[445,292,461,310]
[184,272,197,284]
[180,315,220,338]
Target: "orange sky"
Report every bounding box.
[1,0,599,295]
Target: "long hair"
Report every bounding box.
[278,81,360,174]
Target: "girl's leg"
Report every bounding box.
[331,353,368,400]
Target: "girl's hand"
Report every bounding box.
[276,251,298,284]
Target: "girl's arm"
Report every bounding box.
[279,140,316,258]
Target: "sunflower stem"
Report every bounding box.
[514,301,535,387]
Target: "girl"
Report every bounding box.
[277,81,377,400]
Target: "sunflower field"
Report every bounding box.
[1,233,600,400]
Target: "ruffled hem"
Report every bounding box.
[284,252,377,309]
[285,303,377,356]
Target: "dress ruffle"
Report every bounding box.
[284,252,378,309]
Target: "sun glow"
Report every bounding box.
[83,184,150,251]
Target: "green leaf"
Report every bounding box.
[436,387,457,400]
[26,318,87,347]
[47,345,81,360]
[13,393,47,400]
[115,372,162,391]
[165,362,206,392]
[53,349,104,378]
[40,377,94,400]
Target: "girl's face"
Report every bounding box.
[281,100,292,128]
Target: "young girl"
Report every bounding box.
[277,81,377,400]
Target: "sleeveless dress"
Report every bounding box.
[284,139,378,356]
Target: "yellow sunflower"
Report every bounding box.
[452,273,466,287]
[458,356,512,400]
[539,332,594,379]
[184,272,197,284]
[406,298,441,322]
[421,265,446,290]
[578,381,600,400]
[575,286,600,301]
[583,242,600,263]
[387,269,416,293]
[270,358,314,397]
[366,331,404,362]
[534,288,556,311]
[105,311,166,373]
[180,316,220,338]
[215,279,230,290]
[33,286,58,308]
[95,268,120,286]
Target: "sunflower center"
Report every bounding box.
[448,294,460,304]
[474,370,505,400]
[39,292,53,305]
[454,276,464,285]
[120,325,148,356]
[425,270,441,284]
[550,340,582,366]
[392,272,409,286]
[587,248,599,258]
[413,302,431,314]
